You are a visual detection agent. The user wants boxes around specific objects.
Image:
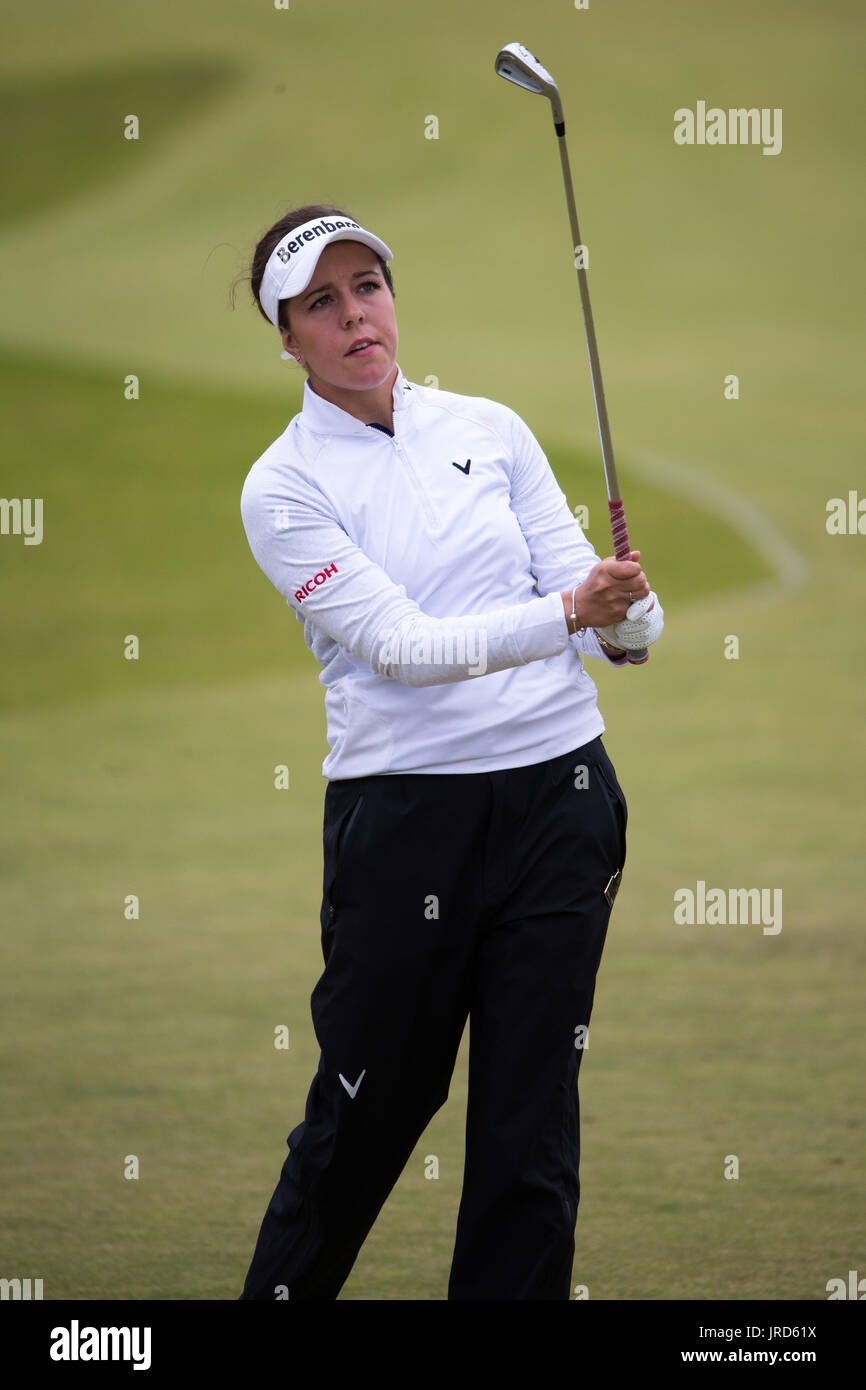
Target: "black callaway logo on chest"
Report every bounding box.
[451,459,471,475]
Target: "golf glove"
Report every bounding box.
[597,592,664,651]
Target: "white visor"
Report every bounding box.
[258,215,394,332]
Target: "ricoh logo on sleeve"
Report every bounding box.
[295,562,338,603]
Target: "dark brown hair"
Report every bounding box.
[234,202,395,334]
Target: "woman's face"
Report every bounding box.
[280,239,398,393]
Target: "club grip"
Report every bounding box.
[607,499,649,665]
[608,498,632,561]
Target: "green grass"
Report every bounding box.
[0,59,237,228]
[0,0,863,1302]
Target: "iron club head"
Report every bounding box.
[494,42,564,127]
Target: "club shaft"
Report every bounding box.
[554,118,647,662]
[554,127,622,510]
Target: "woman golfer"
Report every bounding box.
[236,203,663,1301]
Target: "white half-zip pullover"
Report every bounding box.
[240,364,626,779]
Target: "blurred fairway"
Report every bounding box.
[1,0,864,1301]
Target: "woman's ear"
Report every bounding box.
[280,325,303,364]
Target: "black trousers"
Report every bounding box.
[239,735,627,1300]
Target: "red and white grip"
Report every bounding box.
[607,499,648,665]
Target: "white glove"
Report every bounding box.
[597,592,664,651]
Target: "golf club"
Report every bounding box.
[494,41,649,665]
